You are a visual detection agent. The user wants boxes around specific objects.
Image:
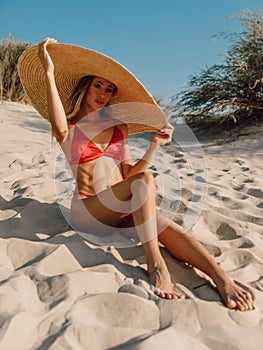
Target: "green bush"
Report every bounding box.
[174,10,263,130]
[0,34,32,103]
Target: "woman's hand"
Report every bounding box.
[38,37,57,74]
[151,123,174,147]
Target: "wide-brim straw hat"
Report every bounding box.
[18,43,167,134]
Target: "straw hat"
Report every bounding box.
[18,43,167,134]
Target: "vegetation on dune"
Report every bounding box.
[0,34,32,103]
[173,10,263,131]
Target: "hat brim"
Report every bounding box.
[18,43,167,134]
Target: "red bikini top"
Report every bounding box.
[68,123,124,165]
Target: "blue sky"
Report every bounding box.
[1,0,262,101]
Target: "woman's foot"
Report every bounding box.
[215,276,255,311]
[148,264,185,300]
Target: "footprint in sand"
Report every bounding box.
[244,178,254,183]
[224,249,258,269]
[241,194,249,200]
[247,188,263,199]
[216,222,240,240]
[235,159,245,166]
[181,188,193,201]
[156,193,180,212]
[172,158,187,164]
[201,242,222,257]
[223,197,244,210]
[188,194,202,203]
[9,152,47,171]
[173,151,185,159]
[195,176,206,183]
[233,184,245,192]
[36,274,69,305]
[239,238,254,249]
[251,276,263,292]
[32,152,47,165]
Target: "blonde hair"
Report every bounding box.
[66,75,95,120]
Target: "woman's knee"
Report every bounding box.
[132,171,155,187]
[129,171,156,203]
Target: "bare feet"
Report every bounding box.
[215,276,255,311]
[148,264,185,300]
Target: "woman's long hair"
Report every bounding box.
[66,75,95,120]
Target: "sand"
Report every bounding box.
[0,101,263,350]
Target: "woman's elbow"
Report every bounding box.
[53,128,68,144]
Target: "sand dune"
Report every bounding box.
[0,101,263,350]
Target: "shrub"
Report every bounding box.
[174,10,263,130]
[0,34,32,103]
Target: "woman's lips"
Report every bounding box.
[95,100,104,105]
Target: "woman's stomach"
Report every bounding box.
[74,156,124,196]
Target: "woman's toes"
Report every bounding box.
[227,291,254,311]
[237,291,254,311]
[237,298,250,311]
[226,297,237,310]
[217,278,255,311]
[165,292,173,299]
[176,293,185,300]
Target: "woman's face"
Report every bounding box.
[84,76,115,112]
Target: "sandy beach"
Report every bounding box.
[0,101,263,350]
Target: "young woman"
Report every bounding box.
[19,37,254,310]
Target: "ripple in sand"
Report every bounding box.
[62,293,160,349]
[229,306,261,327]
[0,209,18,220]
[6,240,48,270]
[118,283,148,299]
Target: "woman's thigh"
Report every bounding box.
[70,172,151,233]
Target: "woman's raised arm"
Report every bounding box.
[38,38,68,143]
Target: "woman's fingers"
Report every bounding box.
[38,37,57,53]
[38,37,57,72]
[41,37,57,44]
[158,123,174,140]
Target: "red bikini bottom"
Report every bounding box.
[80,192,94,198]
[74,192,94,199]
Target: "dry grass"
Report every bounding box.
[0,35,32,103]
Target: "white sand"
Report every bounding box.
[0,101,263,350]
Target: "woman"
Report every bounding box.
[19,37,254,310]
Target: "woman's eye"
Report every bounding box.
[106,88,113,94]
[93,83,101,89]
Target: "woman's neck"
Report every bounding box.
[78,106,108,124]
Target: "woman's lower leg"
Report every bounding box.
[158,219,254,310]
[130,172,181,299]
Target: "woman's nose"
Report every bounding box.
[98,91,105,98]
